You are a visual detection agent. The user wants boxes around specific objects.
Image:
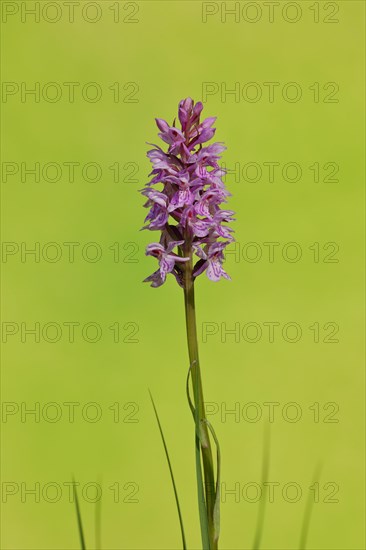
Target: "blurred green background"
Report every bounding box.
[1,1,365,549]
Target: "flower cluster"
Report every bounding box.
[141,97,235,287]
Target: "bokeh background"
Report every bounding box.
[1,1,365,549]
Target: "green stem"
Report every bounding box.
[183,243,218,550]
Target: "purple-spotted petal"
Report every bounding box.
[146,243,165,257]
[168,189,193,212]
[143,269,165,287]
[159,256,175,277]
[206,259,222,282]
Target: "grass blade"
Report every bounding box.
[72,477,86,550]
[187,362,211,550]
[149,390,187,550]
[299,463,322,549]
[252,424,271,549]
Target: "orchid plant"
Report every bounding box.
[141,97,234,550]
[71,99,319,550]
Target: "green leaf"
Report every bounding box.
[72,477,86,550]
[186,362,211,550]
[149,390,187,550]
[202,419,221,545]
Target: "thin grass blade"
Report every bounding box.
[72,476,86,550]
[299,463,322,549]
[149,390,187,550]
[252,424,271,549]
[95,476,102,549]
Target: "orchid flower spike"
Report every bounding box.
[141,98,235,287]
